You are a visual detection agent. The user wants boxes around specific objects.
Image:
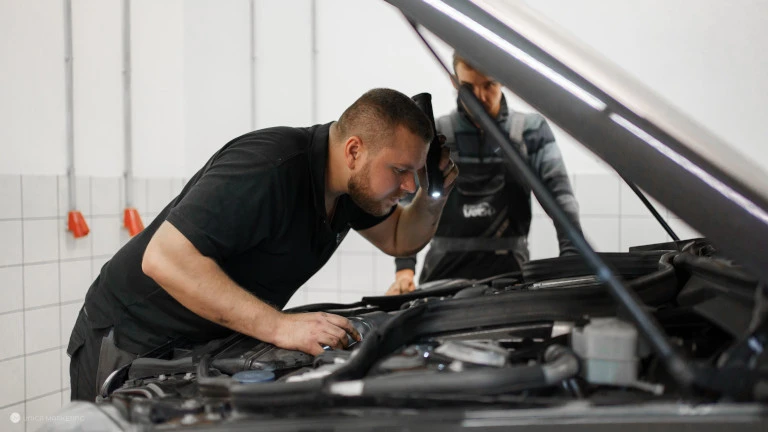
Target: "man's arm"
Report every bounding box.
[143,221,360,356]
[359,148,457,257]
[527,117,582,255]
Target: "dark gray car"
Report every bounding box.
[47,1,768,430]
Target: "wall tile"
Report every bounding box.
[339,230,374,253]
[574,174,619,216]
[24,392,62,431]
[127,178,148,212]
[25,350,61,399]
[25,306,60,353]
[171,178,185,196]
[91,216,126,256]
[531,194,546,217]
[284,288,307,310]
[668,218,703,241]
[57,176,91,218]
[374,254,396,295]
[0,221,23,266]
[304,255,338,291]
[620,217,670,252]
[528,216,559,260]
[61,390,70,408]
[339,254,374,292]
[21,176,58,218]
[60,260,91,303]
[91,256,110,279]
[90,177,121,216]
[59,223,91,260]
[619,182,670,218]
[0,402,25,432]
[0,358,25,408]
[580,217,620,252]
[23,263,59,308]
[147,178,173,213]
[0,312,24,360]
[59,303,81,350]
[0,266,24,313]
[306,290,338,304]
[338,290,369,304]
[0,175,22,220]
[22,220,59,264]
[61,349,69,390]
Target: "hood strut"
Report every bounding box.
[404,17,697,392]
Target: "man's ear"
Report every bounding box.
[344,136,363,169]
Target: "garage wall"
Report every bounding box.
[0,0,764,428]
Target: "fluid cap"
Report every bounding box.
[232,370,275,383]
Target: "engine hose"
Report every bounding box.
[329,344,578,397]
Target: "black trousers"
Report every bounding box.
[67,308,138,402]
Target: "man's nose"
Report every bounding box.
[401,173,417,194]
[473,87,483,102]
[477,89,490,105]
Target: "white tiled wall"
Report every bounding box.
[0,174,184,431]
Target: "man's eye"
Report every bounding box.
[394,168,407,174]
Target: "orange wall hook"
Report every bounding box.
[124,207,144,236]
[67,210,90,238]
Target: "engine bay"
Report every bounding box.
[91,239,768,428]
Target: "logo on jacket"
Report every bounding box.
[462,202,496,218]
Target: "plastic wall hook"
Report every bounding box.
[67,211,90,238]
[124,208,144,236]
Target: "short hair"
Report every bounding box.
[337,88,434,151]
[452,51,481,76]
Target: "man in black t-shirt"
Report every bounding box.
[68,88,458,401]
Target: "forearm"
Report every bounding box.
[392,188,446,256]
[143,229,282,344]
[554,197,582,255]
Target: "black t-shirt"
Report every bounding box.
[82,123,393,354]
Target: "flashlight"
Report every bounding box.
[411,92,444,199]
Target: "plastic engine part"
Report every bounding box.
[571,318,639,385]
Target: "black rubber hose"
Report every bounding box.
[329,345,577,397]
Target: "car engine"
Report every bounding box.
[76,239,767,429]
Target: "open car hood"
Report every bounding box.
[386,0,768,283]
[48,2,768,430]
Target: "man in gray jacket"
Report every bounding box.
[387,53,581,295]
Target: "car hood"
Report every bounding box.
[385,0,768,282]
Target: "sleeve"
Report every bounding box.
[527,117,582,256]
[395,256,417,272]
[165,144,281,262]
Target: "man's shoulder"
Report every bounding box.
[225,126,314,164]
[508,112,554,154]
[435,110,461,143]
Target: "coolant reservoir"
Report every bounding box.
[571,318,639,386]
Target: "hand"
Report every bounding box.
[272,312,361,356]
[386,269,416,296]
[416,136,459,201]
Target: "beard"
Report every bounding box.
[348,162,396,217]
